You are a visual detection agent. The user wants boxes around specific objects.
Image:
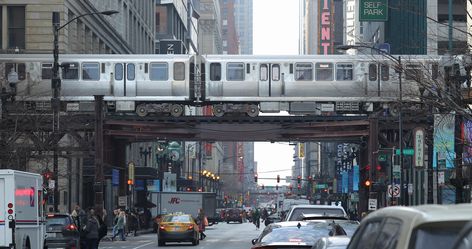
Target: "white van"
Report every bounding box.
[0,169,45,249]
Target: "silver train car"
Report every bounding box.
[0,54,451,116]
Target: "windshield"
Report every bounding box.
[261,223,350,244]
[46,216,70,229]
[410,221,467,249]
[289,208,345,221]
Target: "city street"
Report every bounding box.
[99,221,262,249]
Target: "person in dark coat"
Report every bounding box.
[84,208,100,249]
[197,208,207,240]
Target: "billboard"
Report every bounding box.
[318,0,334,54]
[433,114,455,168]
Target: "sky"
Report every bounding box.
[253,0,300,186]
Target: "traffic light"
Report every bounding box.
[277,175,280,183]
[308,176,313,182]
[364,179,372,187]
[276,185,279,190]
[297,184,301,190]
[254,174,258,183]
[127,179,133,185]
[297,175,301,184]
[261,184,265,190]
[289,185,293,191]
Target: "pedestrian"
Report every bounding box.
[197,208,207,240]
[83,208,100,249]
[253,208,261,230]
[111,211,126,241]
[129,209,139,236]
[73,204,87,230]
[111,209,120,239]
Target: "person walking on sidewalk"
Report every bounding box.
[83,208,100,249]
[111,211,126,241]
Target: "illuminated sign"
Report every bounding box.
[318,0,334,54]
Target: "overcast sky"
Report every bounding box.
[253,0,300,186]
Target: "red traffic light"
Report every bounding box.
[365,165,371,171]
[376,165,382,171]
[297,175,301,184]
[297,184,301,190]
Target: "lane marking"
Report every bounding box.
[132,241,154,249]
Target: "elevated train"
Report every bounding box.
[0,54,461,116]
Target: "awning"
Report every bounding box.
[135,167,158,179]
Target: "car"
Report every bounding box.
[251,220,357,249]
[347,204,472,249]
[312,236,351,249]
[44,213,81,249]
[285,205,348,221]
[264,213,282,226]
[451,220,472,249]
[225,208,243,223]
[157,213,200,246]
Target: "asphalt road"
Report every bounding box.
[99,220,264,249]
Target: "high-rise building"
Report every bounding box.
[234,0,253,54]
[198,0,222,54]
[220,0,239,54]
[0,0,154,54]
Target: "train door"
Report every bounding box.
[113,63,136,97]
[259,63,281,97]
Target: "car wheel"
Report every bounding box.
[158,240,165,246]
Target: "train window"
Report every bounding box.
[295,63,313,81]
[260,64,268,81]
[368,64,377,81]
[381,64,389,81]
[335,63,353,81]
[315,63,333,81]
[227,63,245,81]
[114,64,123,80]
[210,63,221,81]
[405,64,423,82]
[62,62,79,80]
[5,63,26,81]
[432,63,439,80]
[82,63,100,81]
[272,64,280,81]
[41,63,53,79]
[174,62,185,81]
[127,63,136,81]
[149,62,167,81]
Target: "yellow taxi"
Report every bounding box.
[157,213,200,246]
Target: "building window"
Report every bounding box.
[8,6,25,49]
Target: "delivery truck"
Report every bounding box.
[150,192,217,223]
[0,169,45,249]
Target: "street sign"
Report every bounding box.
[395,148,414,156]
[438,172,445,185]
[377,43,390,54]
[118,196,127,206]
[388,184,401,197]
[49,180,55,189]
[368,198,377,210]
[414,128,425,167]
[359,0,388,22]
[408,183,413,195]
[393,165,401,174]
[378,154,387,162]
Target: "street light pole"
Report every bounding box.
[51,10,118,212]
[337,45,404,205]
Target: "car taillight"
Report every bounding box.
[187,225,194,230]
[159,225,166,230]
[66,224,77,231]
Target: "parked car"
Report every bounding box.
[312,236,351,249]
[45,213,81,249]
[157,213,200,246]
[451,220,472,249]
[347,204,472,249]
[251,220,356,249]
[285,205,348,221]
[225,208,243,223]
